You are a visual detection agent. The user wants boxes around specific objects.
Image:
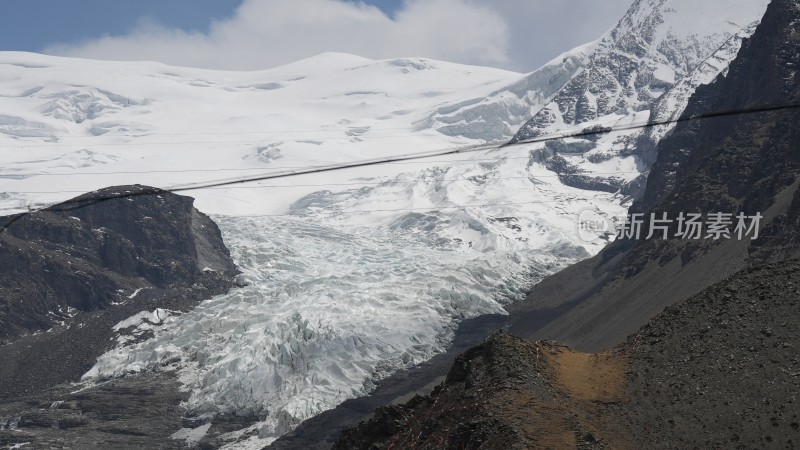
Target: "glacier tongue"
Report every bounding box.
[82,143,628,446]
[84,215,547,443]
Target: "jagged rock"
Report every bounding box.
[0,184,237,340]
[504,0,768,198]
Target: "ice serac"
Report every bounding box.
[504,0,769,195]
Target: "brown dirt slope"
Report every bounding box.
[333,333,631,450]
[334,259,800,449]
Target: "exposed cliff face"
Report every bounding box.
[0,184,237,341]
[629,0,800,256]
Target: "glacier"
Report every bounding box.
[82,145,629,445]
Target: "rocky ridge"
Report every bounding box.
[0,184,237,342]
[0,185,239,448]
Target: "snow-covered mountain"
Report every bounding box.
[419,41,597,143]
[0,0,772,447]
[424,0,769,194]
[504,0,770,193]
[512,0,771,141]
[0,51,518,215]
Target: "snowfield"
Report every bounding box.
[0,51,520,216]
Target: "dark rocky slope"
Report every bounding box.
[334,331,625,450]
[0,184,237,342]
[335,259,800,449]
[620,260,800,449]
[0,185,239,448]
[0,374,190,449]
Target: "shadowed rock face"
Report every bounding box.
[623,0,800,263]
[0,185,239,404]
[0,184,237,341]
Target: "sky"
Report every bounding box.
[0,0,632,72]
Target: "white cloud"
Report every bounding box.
[45,0,633,72]
[46,0,510,71]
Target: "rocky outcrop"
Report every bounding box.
[0,185,238,399]
[0,184,237,341]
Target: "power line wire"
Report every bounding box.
[508,101,800,146]
[0,172,641,194]
[1,154,533,178]
[0,134,475,149]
